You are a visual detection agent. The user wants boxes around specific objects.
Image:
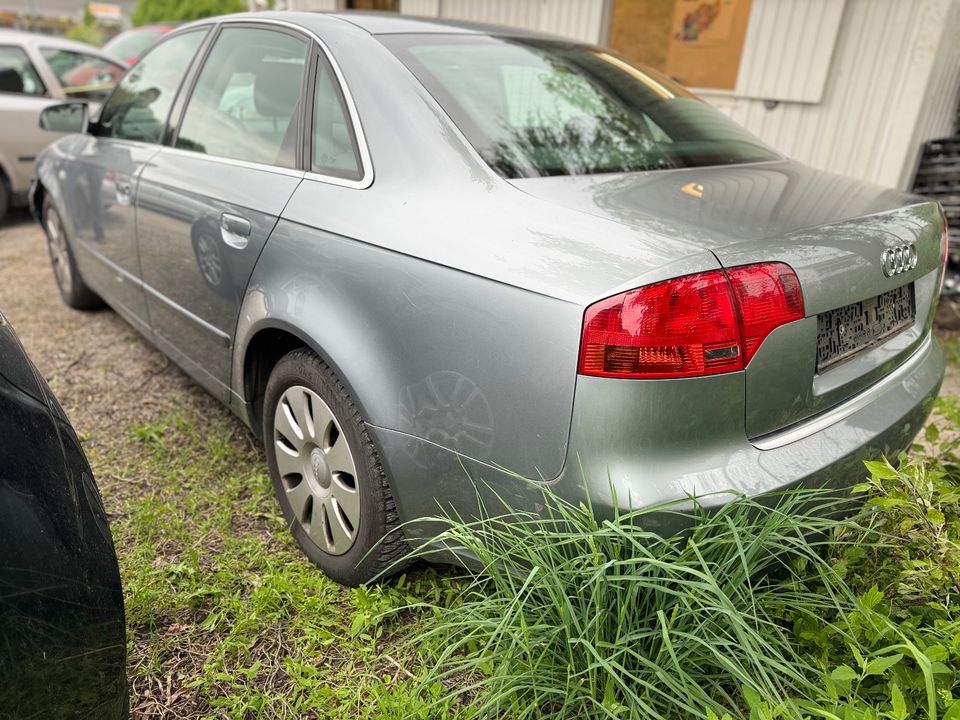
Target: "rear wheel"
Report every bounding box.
[42,197,103,310]
[263,349,408,586]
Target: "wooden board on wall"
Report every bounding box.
[607,0,675,72]
[663,0,753,89]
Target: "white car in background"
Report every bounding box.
[0,29,123,222]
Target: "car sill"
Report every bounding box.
[751,334,934,451]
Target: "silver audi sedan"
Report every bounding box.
[32,13,946,585]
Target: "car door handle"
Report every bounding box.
[220,213,251,250]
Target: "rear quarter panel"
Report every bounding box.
[234,202,583,485]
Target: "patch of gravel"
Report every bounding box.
[0,210,252,474]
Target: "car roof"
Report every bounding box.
[184,11,577,44]
[328,11,549,37]
[0,28,125,59]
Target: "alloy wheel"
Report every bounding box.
[273,385,360,555]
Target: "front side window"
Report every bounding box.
[0,46,45,96]
[312,57,361,180]
[176,28,308,168]
[98,29,207,143]
[40,47,124,100]
[381,35,779,178]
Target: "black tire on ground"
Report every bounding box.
[0,175,9,224]
[263,348,409,586]
[42,195,104,310]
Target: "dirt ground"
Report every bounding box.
[0,209,251,463]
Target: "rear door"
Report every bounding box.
[135,24,309,401]
[63,28,208,334]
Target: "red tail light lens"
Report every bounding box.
[727,263,805,362]
[940,205,950,293]
[578,263,804,379]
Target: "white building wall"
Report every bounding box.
[724,0,960,190]
[285,0,339,10]
[399,0,441,15]
[398,0,607,44]
[734,0,846,105]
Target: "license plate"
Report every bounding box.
[816,284,915,371]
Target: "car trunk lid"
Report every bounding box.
[511,160,944,437]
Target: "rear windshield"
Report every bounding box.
[381,34,779,178]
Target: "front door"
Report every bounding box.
[67,28,209,333]
[135,26,309,400]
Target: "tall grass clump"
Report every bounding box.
[397,486,874,720]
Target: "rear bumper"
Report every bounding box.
[550,332,944,519]
[374,333,942,544]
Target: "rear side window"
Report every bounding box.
[381,35,779,179]
[0,46,45,96]
[99,29,207,143]
[311,57,361,180]
[40,47,124,100]
[176,27,308,169]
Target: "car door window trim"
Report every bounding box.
[168,17,373,190]
[159,25,218,147]
[160,145,306,178]
[171,22,310,170]
[94,26,211,143]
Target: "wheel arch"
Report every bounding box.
[237,318,381,440]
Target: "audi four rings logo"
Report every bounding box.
[880,244,918,277]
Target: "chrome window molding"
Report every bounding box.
[160,145,307,179]
[173,16,374,190]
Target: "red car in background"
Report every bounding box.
[101,24,173,66]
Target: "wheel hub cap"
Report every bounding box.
[308,447,331,491]
[273,385,360,556]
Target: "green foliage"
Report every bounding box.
[65,4,103,47]
[109,370,960,718]
[395,404,960,719]
[106,410,458,718]
[132,0,246,27]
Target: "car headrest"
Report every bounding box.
[254,61,300,118]
[0,68,24,94]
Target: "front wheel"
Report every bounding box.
[263,349,408,585]
[42,197,103,310]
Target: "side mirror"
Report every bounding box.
[39,102,89,134]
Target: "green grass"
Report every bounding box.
[95,375,960,718]
[388,404,960,719]
[95,410,462,719]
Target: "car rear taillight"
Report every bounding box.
[578,263,804,379]
[940,205,950,293]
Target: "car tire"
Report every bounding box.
[42,197,104,310]
[0,175,9,224]
[263,348,408,586]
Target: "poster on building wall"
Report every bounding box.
[664,0,751,89]
[671,0,738,46]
